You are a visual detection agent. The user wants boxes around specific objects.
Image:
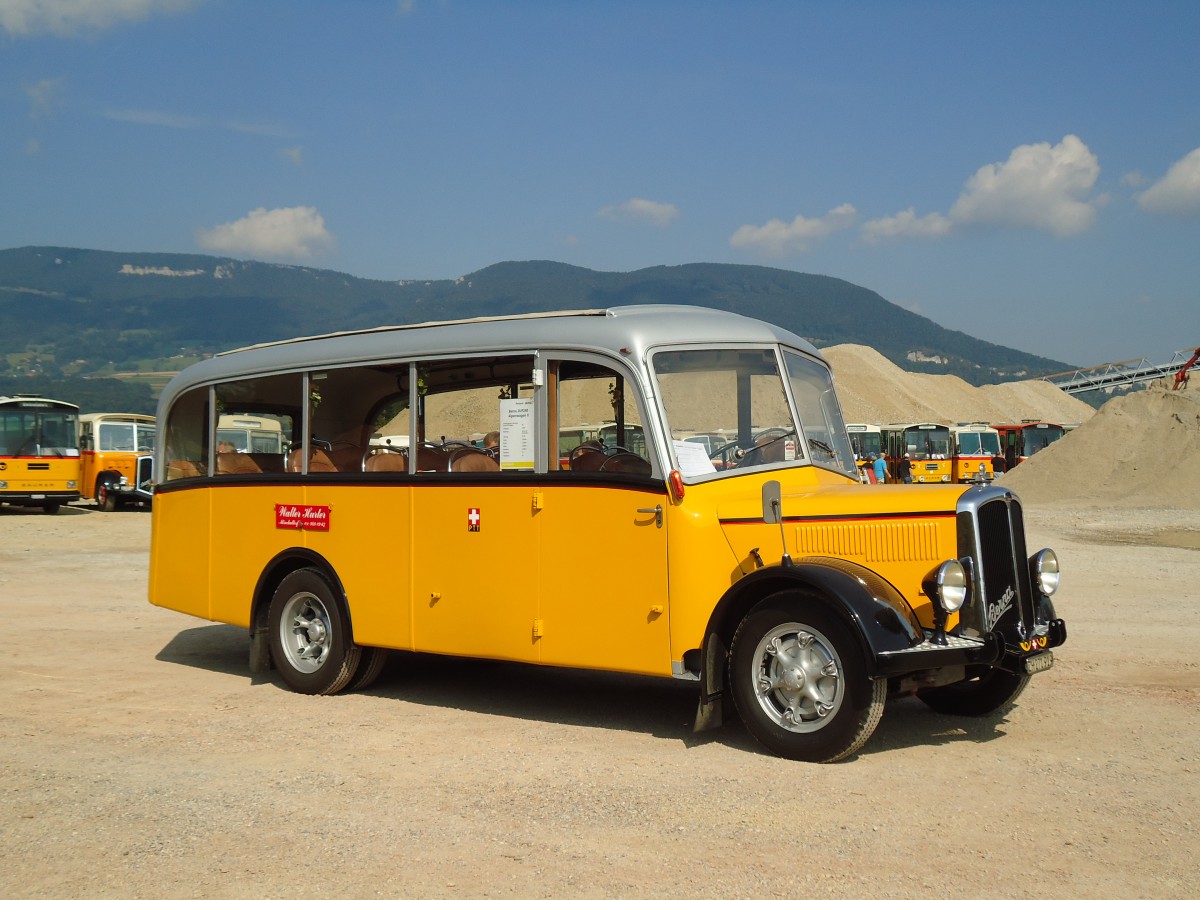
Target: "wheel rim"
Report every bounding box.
[97,484,107,504]
[750,622,845,733]
[278,590,334,674]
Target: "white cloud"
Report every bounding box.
[860,135,1104,244]
[730,203,856,254]
[860,207,952,244]
[948,134,1101,236]
[281,146,303,167]
[23,76,65,118]
[0,0,200,37]
[196,207,334,260]
[599,197,680,227]
[1137,147,1200,215]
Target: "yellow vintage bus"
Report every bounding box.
[0,394,80,514]
[79,413,156,511]
[149,306,1066,762]
[882,422,952,483]
[949,422,1001,484]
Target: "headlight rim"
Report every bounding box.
[1031,548,1060,596]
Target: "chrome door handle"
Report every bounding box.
[637,505,663,528]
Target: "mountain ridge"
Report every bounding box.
[1,246,1073,413]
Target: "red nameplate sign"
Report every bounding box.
[275,504,331,531]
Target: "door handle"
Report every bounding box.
[637,505,663,528]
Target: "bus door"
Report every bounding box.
[405,357,541,663]
[409,480,540,663]
[536,357,670,675]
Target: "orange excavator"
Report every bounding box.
[1174,347,1200,390]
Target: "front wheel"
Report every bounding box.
[729,594,885,763]
[917,667,1030,716]
[268,568,361,695]
[96,481,117,512]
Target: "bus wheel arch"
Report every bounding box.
[729,591,886,762]
[267,565,361,695]
[250,551,360,693]
[95,475,119,512]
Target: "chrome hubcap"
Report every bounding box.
[279,591,332,673]
[752,623,844,732]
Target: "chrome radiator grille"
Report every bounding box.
[956,488,1034,641]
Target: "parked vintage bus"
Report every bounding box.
[949,422,1001,484]
[995,421,1067,471]
[0,395,80,514]
[149,306,1065,762]
[881,422,952,483]
[78,413,156,510]
[216,414,287,455]
[845,423,883,481]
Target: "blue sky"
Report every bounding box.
[3,0,1198,366]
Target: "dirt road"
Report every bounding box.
[2,502,1197,897]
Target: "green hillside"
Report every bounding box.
[0,246,1072,414]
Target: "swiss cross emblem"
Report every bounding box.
[467,507,481,532]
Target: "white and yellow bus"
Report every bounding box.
[949,422,1001,484]
[0,394,80,513]
[149,306,1065,762]
[78,412,156,510]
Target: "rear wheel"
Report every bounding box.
[42,502,61,515]
[346,647,389,691]
[917,667,1030,716]
[729,594,885,763]
[268,568,361,695]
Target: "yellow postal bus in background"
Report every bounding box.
[0,394,80,514]
[149,306,1066,762]
[78,412,156,511]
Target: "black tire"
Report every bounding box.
[267,568,361,695]
[346,647,389,691]
[42,502,61,515]
[917,667,1030,717]
[729,593,885,763]
[96,481,117,512]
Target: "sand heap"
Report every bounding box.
[998,380,1200,508]
[822,344,1096,426]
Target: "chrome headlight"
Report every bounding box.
[925,559,968,613]
[1030,548,1060,596]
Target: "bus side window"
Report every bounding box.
[554,359,652,475]
[163,385,209,480]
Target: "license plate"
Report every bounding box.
[31,493,45,499]
[1024,651,1054,675]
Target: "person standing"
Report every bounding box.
[898,453,913,484]
[872,452,888,484]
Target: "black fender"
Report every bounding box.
[694,556,925,731]
[728,556,925,668]
[96,470,122,491]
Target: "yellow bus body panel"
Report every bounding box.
[150,469,966,676]
[538,483,670,675]
[149,487,211,620]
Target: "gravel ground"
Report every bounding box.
[2,501,1197,898]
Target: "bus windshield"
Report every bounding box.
[1023,424,1064,455]
[651,347,855,478]
[97,421,156,453]
[956,431,1000,456]
[903,425,950,459]
[0,407,79,457]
